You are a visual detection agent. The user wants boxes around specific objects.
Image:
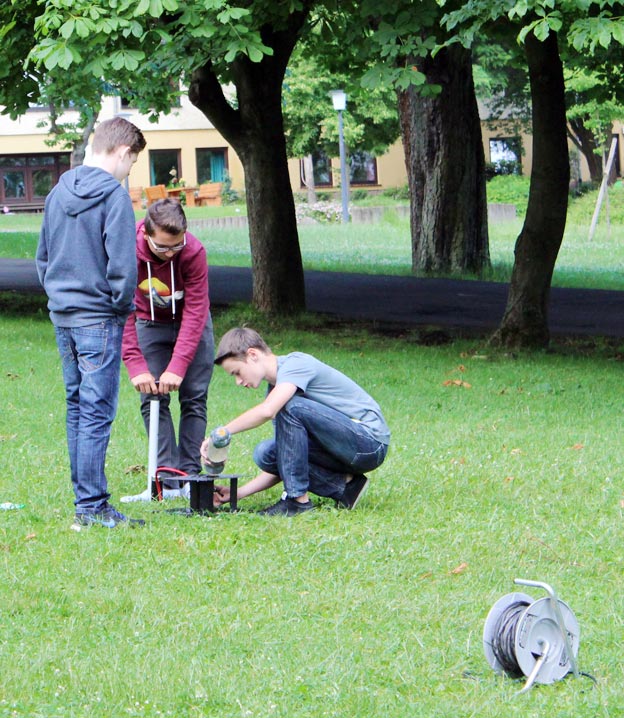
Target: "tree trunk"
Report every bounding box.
[70,112,99,168]
[398,45,489,274]
[189,14,309,314]
[302,155,317,204]
[491,31,569,348]
[567,118,602,183]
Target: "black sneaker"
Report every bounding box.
[338,474,369,509]
[258,494,315,516]
[71,504,145,531]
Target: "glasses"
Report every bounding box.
[147,233,187,253]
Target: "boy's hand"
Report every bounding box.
[213,485,230,507]
[158,371,183,394]
[200,437,214,465]
[131,372,158,394]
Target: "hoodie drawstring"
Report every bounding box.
[170,262,176,319]
[146,259,176,321]
[147,261,155,321]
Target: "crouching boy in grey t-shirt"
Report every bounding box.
[200,327,390,515]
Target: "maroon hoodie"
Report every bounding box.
[122,220,210,379]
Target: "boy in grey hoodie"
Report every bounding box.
[36,117,146,530]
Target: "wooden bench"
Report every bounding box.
[129,186,144,211]
[195,182,222,206]
[4,201,45,213]
[145,184,167,206]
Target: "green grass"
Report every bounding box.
[1,305,622,717]
[3,187,624,290]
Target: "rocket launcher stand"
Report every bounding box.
[147,394,239,515]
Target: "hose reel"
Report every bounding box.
[483,579,580,694]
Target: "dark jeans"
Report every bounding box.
[55,319,124,512]
[136,315,214,477]
[253,396,388,499]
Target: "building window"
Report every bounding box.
[0,153,69,204]
[489,138,522,175]
[149,149,181,186]
[349,151,378,185]
[196,148,228,183]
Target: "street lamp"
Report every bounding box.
[329,89,349,223]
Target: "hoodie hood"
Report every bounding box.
[56,165,122,217]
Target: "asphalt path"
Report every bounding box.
[2,258,624,338]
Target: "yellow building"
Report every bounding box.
[0,94,411,210]
[0,92,620,210]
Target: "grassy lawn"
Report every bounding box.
[1,304,622,717]
[2,185,624,290]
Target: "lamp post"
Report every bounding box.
[329,89,349,223]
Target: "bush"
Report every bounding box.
[486,174,530,214]
[221,170,242,205]
[381,184,410,201]
[295,200,343,223]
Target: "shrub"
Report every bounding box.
[486,174,530,214]
[382,184,410,201]
[295,200,343,223]
[221,170,241,205]
[350,189,369,202]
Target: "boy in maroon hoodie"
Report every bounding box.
[121,199,214,501]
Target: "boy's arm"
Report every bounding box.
[200,382,297,464]
[35,220,48,286]
[166,242,209,378]
[213,471,280,506]
[104,193,138,318]
[226,382,298,435]
[122,312,158,394]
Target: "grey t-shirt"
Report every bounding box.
[276,352,390,444]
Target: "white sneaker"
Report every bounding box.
[120,488,152,503]
[121,482,190,503]
[162,483,190,500]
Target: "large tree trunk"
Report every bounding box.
[189,14,308,314]
[491,31,569,348]
[398,45,489,274]
[567,118,602,183]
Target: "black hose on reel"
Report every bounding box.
[490,600,530,678]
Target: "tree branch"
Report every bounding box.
[188,61,242,145]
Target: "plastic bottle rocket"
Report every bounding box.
[203,427,231,475]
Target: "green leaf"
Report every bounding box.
[133,0,150,16]
[0,20,16,41]
[74,18,95,39]
[247,46,263,63]
[59,18,75,40]
[534,19,551,41]
[148,0,163,18]
[224,47,238,63]
[598,26,612,48]
[56,45,80,70]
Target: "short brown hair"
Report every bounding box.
[91,117,146,155]
[215,328,270,365]
[144,199,187,236]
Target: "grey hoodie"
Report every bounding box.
[36,165,137,327]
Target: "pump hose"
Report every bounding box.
[491,600,531,678]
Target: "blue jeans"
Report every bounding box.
[253,396,388,499]
[55,319,124,513]
[136,316,214,477]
